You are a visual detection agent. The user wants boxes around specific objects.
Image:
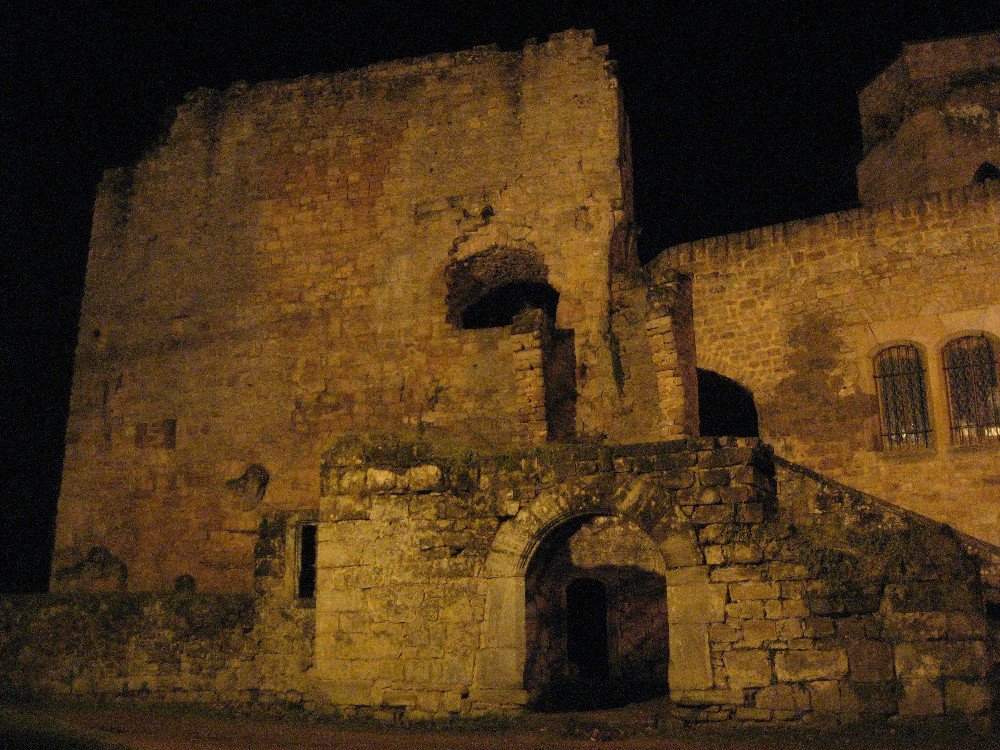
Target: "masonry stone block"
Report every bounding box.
[406,465,443,493]
[723,649,772,689]
[755,683,810,712]
[668,578,727,624]
[944,679,992,715]
[775,650,849,682]
[898,679,944,716]
[847,640,895,682]
[808,680,841,713]
[669,622,714,691]
[659,530,703,568]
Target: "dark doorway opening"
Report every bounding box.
[697,368,759,437]
[460,281,559,329]
[566,578,609,681]
[545,329,577,441]
[973,162,1000,183]
[525,516,669,712]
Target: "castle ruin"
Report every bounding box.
[2,28,999,724]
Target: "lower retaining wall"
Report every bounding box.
[0,511,314,707]
[2,438,994,723]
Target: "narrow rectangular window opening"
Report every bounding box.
[297,523,318,600]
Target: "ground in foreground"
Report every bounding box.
[1,701,997,750]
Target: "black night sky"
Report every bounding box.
[2,2,997,593]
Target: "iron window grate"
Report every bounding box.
[943,334,1000,446]
[874,345,932,448]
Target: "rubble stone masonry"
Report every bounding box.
[54,30,640,593]
[21,28,1000,726]
[3,439,989,722]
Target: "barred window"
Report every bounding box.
[874,345,932,448]
[943,335,1000,446]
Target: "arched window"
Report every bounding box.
[874,345,931,448]
[943,334,1000,446]
[973,162,1000,183]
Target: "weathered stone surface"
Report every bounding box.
[741,619,780,648]
[755,683,810,712]
[406,465,443,493]
[847,640,895,682]
[839,681,899,716]
[668,581,727,624]
[944,679,991,715]
[895,641,987,680]
[669,622,714,692]
[673,688,745,706]
[898,679,944,717]
[659,531,703,568]
[724,649,772,689]
[729,581,780,602]
[775,650,848,682]
[808,680,841,713]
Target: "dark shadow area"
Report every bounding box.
[544,328,576,441]
[973,161,1000,183]
[525,515,668,712]
[697,368,759,437]
[566,578,609,680]
[296,523,317,599]
[460,281,559,329]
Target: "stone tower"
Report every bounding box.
[857,31,1000,204]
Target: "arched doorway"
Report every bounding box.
[524,515,668,711]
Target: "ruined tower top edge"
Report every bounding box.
[858,30,1000,154]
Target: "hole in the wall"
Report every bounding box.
[444,245,549,327]
[460,281,559,329]
[697,368,760,437]
[297,523,318,600]
[973,162,1000,183]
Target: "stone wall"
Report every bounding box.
[6,438,990,722]
[311,437,990,721]
[55,30,648,593]
[0,513,313,705]
[649,181,1000,548]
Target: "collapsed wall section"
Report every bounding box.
[55,30,633,593]
[0,512,313,704]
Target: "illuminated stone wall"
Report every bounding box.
[54,30,657,593]
[651,182,1000,547]
[7,439,988,723]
